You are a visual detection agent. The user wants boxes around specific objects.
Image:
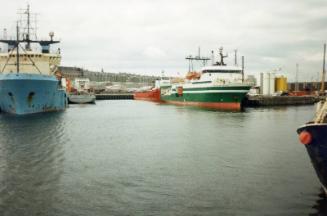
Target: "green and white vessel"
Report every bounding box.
[160,48,252,110]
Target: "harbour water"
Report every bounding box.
[0,101,325,215]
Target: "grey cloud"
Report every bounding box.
[1,0,326,79]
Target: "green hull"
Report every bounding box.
[160,85,251,110]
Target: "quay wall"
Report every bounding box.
[244,95,321,107]
[95,94,134,100]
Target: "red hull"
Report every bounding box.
[133,88,161,102]
[163,100,241,111]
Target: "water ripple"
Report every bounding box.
[0,103,322,215]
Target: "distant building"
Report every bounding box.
[59,66,160,84]
[59,66,84,80]
[288,81,327,91]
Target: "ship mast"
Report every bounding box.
[185,47,210,72]
[218,47,228,66]
[26,4,31,50]
[242,56,244,83]
[16,22,20,73]
[0,5,60,74]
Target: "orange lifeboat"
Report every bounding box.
[186,71,201,80]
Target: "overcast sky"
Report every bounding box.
[1,0,327,81]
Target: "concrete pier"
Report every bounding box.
[244,95,321,107]
[95,94,134,100]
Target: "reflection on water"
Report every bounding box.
[0,113,66,216]
[0,102,325,215]
[309,189,327,216]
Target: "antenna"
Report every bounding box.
[3,28,7,39]
[17,4,39,44]
[33,13,38,40]
[25,4,31,50]
[218,47,228,66]
[234,49,238,66]
[185,53,210,71]
[320,43,326,94]
[241,56,244,83]
[49,31,54,41]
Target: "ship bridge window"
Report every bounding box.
[203,70,241,73]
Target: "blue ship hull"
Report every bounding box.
[0,73,67,115]
[297,123,327,191]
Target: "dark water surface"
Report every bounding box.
[0,101,325,215]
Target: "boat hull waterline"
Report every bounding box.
[161,85,251,111]
[68,94,96,104]
[134,88,161,102]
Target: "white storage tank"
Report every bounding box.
[260,72,275,95]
